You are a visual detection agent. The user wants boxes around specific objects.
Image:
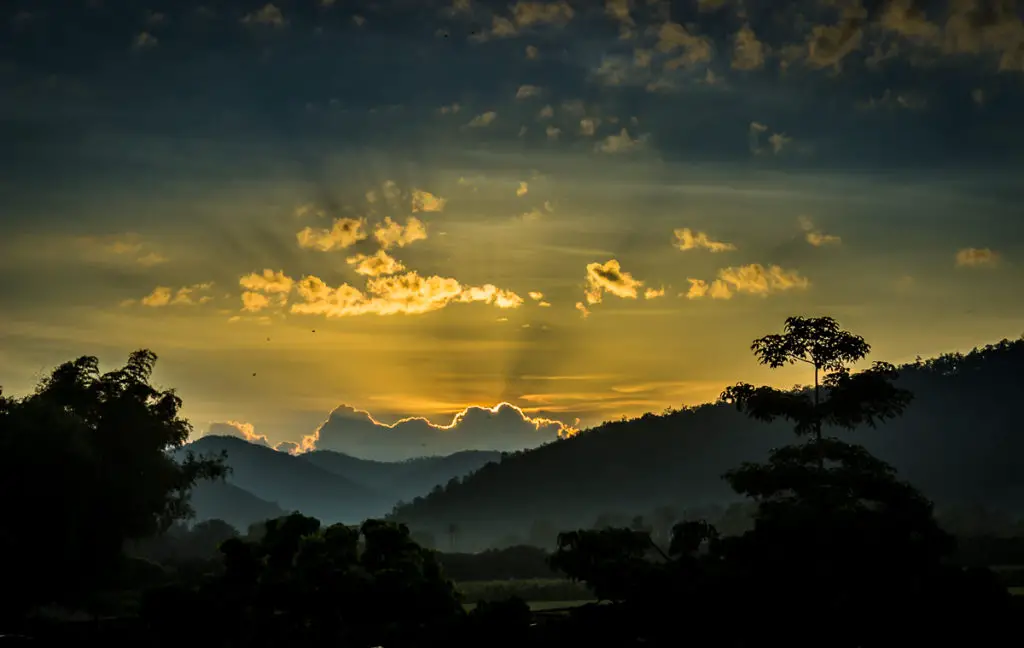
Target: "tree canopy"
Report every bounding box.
[0,349,226,620]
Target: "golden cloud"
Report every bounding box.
[683,278,733,300]
[731,24,765,70]
[346,250,406,277]
[718,264,810,296]
[512,1,574,28]
[240,269,295,294]
[132,282,214,307]
[288,271,524,318]
[467,111,497,127]
[654,22,713,68]
[673,228,737,253]
[242,3,285,27]
[583,259,644,307]
[296,217,367,251]
[374,216,427,250]
[597,128,646,153]
[799,216,842,246]
[410,189,446,213]
[955,247,1000,268]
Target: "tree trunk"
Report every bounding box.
[814,365,824,471]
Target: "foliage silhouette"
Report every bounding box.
[0,350,226,624]
[142,513,464,648]
[720,316,913,467]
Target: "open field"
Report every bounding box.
[462,600,598,612]
[455,578,593,605]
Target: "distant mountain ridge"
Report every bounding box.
[387,338,1024,549]
[179,436,501,528]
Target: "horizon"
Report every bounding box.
[3,0,1023,458]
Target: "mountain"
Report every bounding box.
[389,338,1024,550]
[299,449,501,503]
[187,479,287,532]
[180,435,385,525]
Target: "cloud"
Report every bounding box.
[673,228,736,253]
[722,264,809,297]
[240,269,294,294]
[410,189,446,213]
[583,259,644,310]
[131,282,214,307]
[528,291,544,301]
[297,218,367,251]
[242,3,285,27]
[955,247,1000,268]
[878,0,1024,72]
[525,45,539,59]
[606,0,633,26]
[654,22,713,69]
[516,84,542,99]
[644,286,665,299]
[799,216,842,246]
[467,111,497,127]
[133,32,158,50]
[73,234,168,267]
[287,271,524,318]
[731,24,765,70]
[346,250,406,276]
[683,278,732,300]
[749,122,791,155]
[238,269,295,312]
[684,264,808,300]
[296,402,576,460]
[516,181,529,197]
[205,420,271,447]
[374,216,427,250]
[597,128,646,153]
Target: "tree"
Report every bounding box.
[144,514,464,647]
[720,316,913,468]
[0,350,227,621]
[717,317,1009,645]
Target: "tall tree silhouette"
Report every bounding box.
[720,315,912,468]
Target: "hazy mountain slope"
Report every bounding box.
[180,435,385,524]
[188,479,287,531]
[300,449,502,502]
[389,338,1024,548]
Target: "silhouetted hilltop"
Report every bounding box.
[179,435,382,524]
[389,338,1024,549]
[300,449,501,503]
[186,479,287,531]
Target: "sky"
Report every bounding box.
[2,0,1023,460]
